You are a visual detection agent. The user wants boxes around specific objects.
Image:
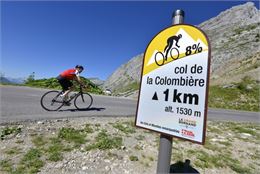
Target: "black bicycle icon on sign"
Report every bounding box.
[154,48,180,66]
[154,34,182,66]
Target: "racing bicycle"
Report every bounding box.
[40,85,93,111]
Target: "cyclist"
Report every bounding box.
[164,34,182,58]
[57,65,85,104]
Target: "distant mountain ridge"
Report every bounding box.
[0,76,25,84]
[88,78,105,86]
[0,77,12,84]
[103,2,260,96]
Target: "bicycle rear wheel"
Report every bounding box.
[40,91,64,111]
[154,51,165,66]
[74,93,93,110]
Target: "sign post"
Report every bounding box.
[157,10,185,173]
[135,9,211,173]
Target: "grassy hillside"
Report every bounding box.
[24,77,103,94]
[208,77,259,112]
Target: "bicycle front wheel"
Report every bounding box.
[40,91,64,111]
[74,93,93,110]
[170,48,179,60]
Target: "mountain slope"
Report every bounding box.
[199,2,260,85]
[103,54,143,95]
[103,2,260,94]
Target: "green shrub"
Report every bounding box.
[85,130,122,150]
[113,122,136,134]
[237,76,253,91]
[24,76,103,94]
[17,148,44,174]
[58,127,86,145]
[0,126,22,140]
[129,155,139,161]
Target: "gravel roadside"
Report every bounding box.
[1,116,259,174]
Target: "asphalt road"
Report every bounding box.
[0,86,137,123]
[0,86,259,123]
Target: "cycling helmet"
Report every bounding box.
[178,34,182,38]
[75,65,84,70]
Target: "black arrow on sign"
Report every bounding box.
[152,92,158,101]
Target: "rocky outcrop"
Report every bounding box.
[199,2,260,84]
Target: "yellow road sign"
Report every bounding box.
[135,24,211,144]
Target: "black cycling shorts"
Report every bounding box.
[57,75,73,91]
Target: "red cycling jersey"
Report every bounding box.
[60,69,79,80]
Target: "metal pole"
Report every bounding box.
[157,134,173,173]
[156,9,184,174]
[172,9,185,24]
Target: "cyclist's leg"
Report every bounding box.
[165,41,173,59]
[57,77,72,102]
[57,76,66,92]
[61,81,73,102]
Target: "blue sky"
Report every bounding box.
[1,1,259,80]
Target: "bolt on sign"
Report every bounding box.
[135,24,211,144]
